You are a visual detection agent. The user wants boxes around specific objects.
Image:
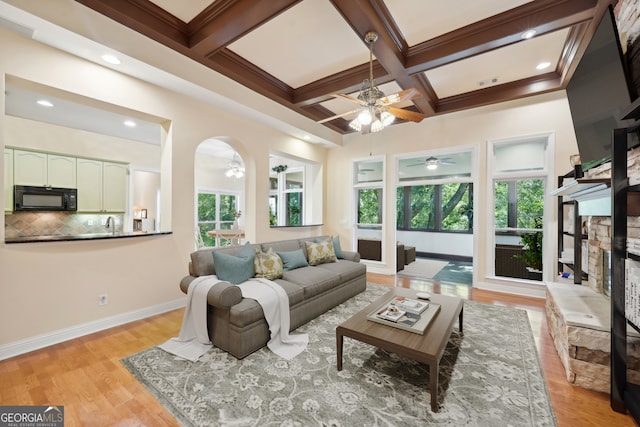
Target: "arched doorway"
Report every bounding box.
[194,138,245,248]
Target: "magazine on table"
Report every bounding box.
[368,296,441,334]
[389,296,429,314]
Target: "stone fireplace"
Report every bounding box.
[546,150,640,393]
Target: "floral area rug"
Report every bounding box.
[121,283,556,426]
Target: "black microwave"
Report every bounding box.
[14,185,77,211]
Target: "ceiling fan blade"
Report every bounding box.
[333,93,362,105]
[378,88,421,105]
[387,106,425,123]
[317,108,360,124]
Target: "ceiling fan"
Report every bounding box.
[318,31,425,133]
[408,156,456,170]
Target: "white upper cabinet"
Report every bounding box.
[47,154,77,188]
[77,158,127,212]
[14,150,76,188]
[102,162,128,213]
[76,158,103,212]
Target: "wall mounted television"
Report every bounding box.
[565,5,639,172]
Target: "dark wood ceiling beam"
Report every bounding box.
[75,0,189,48]
[405,0,598,73]
[208,49,293,104]
[188,0,301,56]
[435,73,562,115]
[294,62,392,106]
[330,0,435,115]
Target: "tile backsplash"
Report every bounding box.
[4,212,124,238]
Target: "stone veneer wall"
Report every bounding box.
[584,146,640,294]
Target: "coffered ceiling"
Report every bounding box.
[74,0,611,135]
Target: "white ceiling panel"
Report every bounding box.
[227,1,368,88]
[148,0,212,23]
[425,28,570,99]
[384,0,534,46]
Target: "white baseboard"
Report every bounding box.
[476,277,547,299]
[0,298,186,361]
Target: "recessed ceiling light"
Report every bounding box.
[521,29,537,40]
[101,54,121,65]
[123,120,136,127]
[536,61,551,70]
[36,99,53,107]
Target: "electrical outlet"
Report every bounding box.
[87,219,94,226]
[98,294,108,306]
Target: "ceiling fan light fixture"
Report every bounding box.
[381,111,395,126]
[370,119,383,133]
[349,118,362,132]
[426,157,439,170]
[357,109,372,125]
[226,152,245,178]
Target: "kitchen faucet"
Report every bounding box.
[105,216,115,232]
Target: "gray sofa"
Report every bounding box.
[180,236,366,359]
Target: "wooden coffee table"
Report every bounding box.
[336,288,463,412]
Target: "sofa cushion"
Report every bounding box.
[314,259,366,283]
[263,239,303,254]
[278,249,309,271]
[254,247,283,280]
[282,266,342,299]
[305,239,337,266]
[213,242,255,284]
[228,278,304,327]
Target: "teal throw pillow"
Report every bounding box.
[213,242,255,284]
[332,235,344,259]
[277,248,309,271]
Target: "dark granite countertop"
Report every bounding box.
[5,231,172,243]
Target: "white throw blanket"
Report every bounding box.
[158,275,219,362]
[159,276,308,361]
[238,278,308,360]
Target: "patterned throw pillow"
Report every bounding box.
[254,247,283,280]
[305,239,337,266]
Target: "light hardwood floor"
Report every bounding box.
[0,272,636,426]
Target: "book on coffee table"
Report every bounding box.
[367,297,441,334]
[389,296,429,314]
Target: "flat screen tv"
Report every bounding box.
[565,5,639,172]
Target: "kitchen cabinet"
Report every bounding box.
[13,150,76,188]
[77,158,127,212]
[103,162,128,212]
[4,148,13,212]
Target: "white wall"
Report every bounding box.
[396,231,473,258]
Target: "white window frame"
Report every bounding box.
[195,188,240,247]
[352,156,386,264]
[486,133,555,284]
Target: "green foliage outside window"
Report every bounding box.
[197,192,237,246]
[358,188,382,224]
[286,193,302,226]
[494,179,544,230]
[396,183,471,231]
